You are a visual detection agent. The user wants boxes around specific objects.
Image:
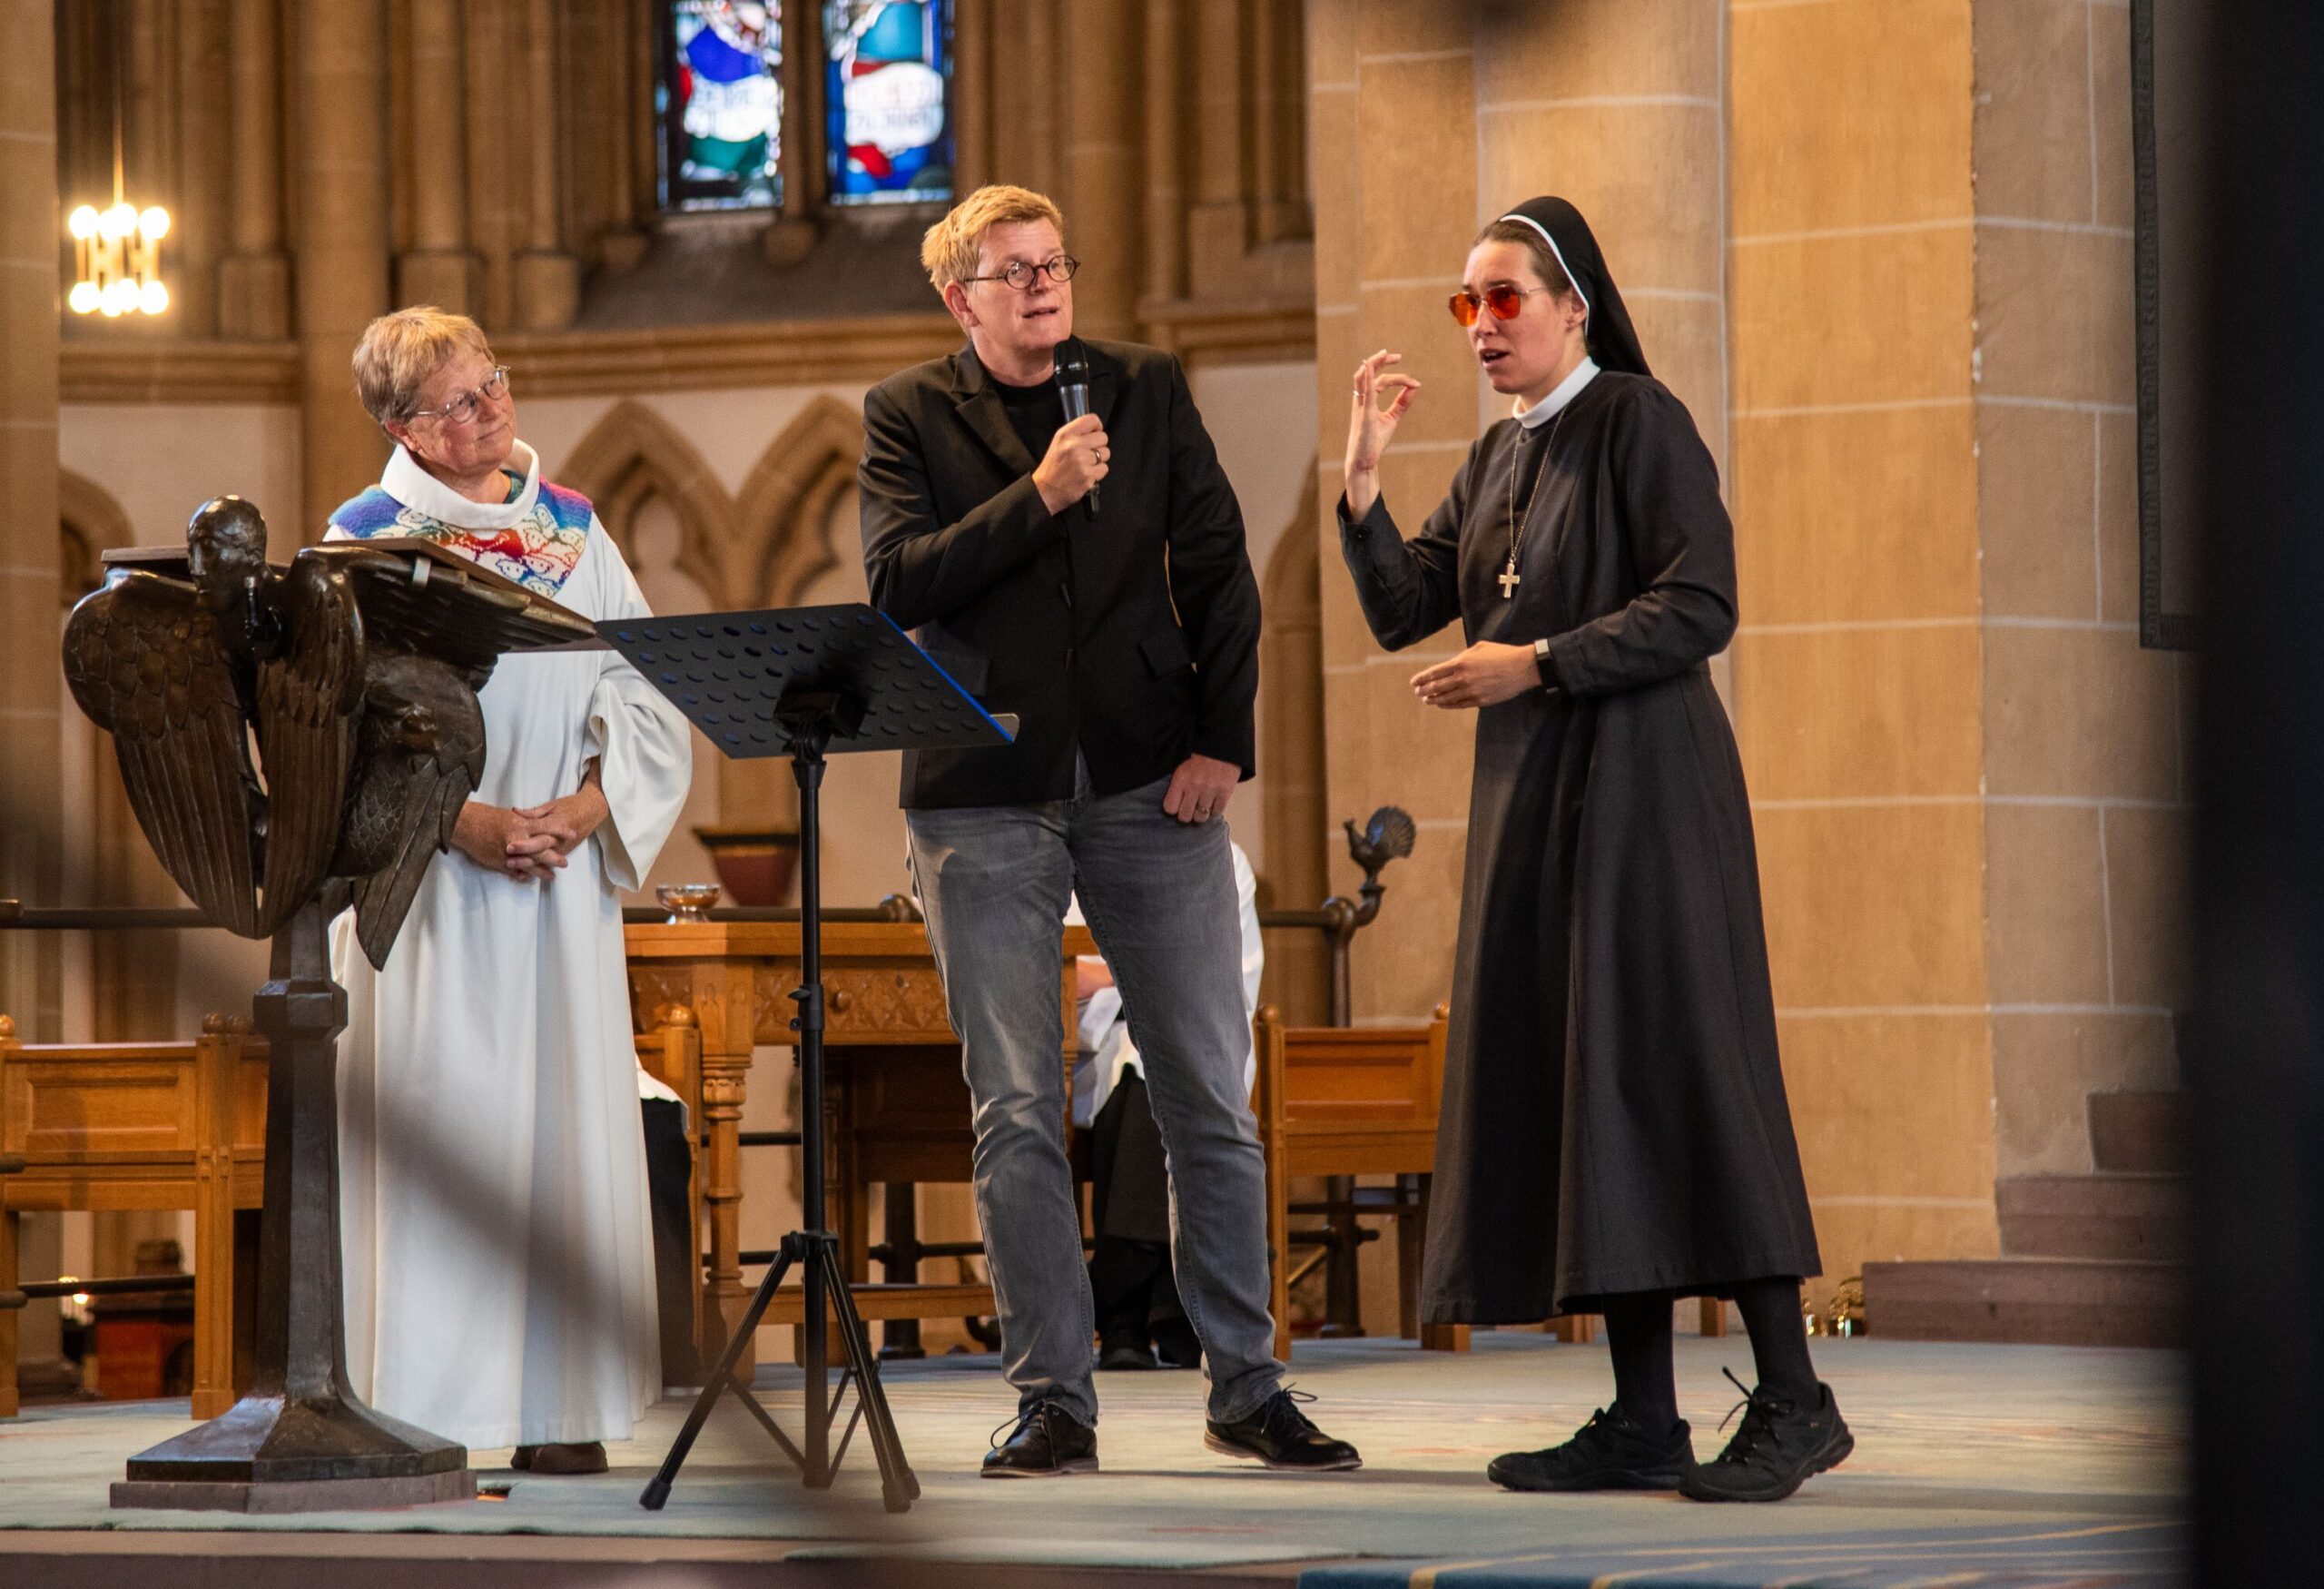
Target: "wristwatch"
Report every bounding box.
[1533,637,1563,695]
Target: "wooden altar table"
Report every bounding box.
[625,920,1094,1373]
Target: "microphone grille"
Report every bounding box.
[1055,340,1089,383]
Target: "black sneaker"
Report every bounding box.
[1205,1387,1362,1472]
[1098,1337,1157,1372]
[1679,1369,1853,1503]
[1487,1406,1695,1492]
[981,1399,1099,1478]
[1151,1318,1203,1369]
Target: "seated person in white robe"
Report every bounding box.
[328,308,694,1475]
[1068,843,1263,1370]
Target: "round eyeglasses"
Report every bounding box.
[410,365,512,427]
[1447,285,1550,328]
[963,256,1080,291]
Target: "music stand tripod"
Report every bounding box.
[598,604,1015,1516]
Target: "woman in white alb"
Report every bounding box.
[326,308,693,1474]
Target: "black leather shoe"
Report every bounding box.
[1205,1388,1362,1472]
[981,1399,1099,1478]
[1679,1370,1852,1503]
[1488,1406,1694,1492]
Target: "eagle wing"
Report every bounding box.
[306,541,597,686]
[348,654,488,971]
[253,553,367,935]
[60,572,264,937]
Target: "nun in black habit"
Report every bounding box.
[1336,196,1852,1504]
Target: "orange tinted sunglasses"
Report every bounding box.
[1448,284,1550,328]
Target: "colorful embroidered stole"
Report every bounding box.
[329,479,594,599]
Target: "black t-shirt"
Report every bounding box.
[992,372,1065,470]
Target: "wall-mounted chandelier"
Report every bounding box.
[66,2,169,319]
[68,202,169,317]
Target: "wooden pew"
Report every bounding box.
[1253,1004,1469,1361]
[1,1008,713,1418]
[1246,1011,1697,1349]
[0,1012,265,1419]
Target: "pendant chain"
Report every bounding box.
[1502,402,1571,598]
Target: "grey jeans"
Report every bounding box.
[905,761,1284,1426]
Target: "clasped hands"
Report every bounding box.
[454,770,611,882]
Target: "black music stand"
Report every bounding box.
[603,603,1014,1515]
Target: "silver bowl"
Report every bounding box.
[655,882,722,923]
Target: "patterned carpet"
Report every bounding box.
[0,1334,2184,1586]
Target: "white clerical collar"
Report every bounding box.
[1513,357,1600,429]
[382,438,542,528]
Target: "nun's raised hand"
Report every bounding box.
[1344,350,1421,519]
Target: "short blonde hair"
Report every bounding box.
[352,307,496,427]
[921,184,1067,292]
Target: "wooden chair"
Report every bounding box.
[0,1012,266,1418]
[1253,1004,1469,1361]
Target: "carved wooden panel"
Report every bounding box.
[741,963,958,1046]
[7,1058,198,1159]
[824,967,954,1042]
[630,966,706,1033]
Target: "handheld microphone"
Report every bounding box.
[1055,339,1098,518]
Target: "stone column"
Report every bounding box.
[172,0,231,339]
[513,0,581,330]
[1185,0,1249,291]
[952,0,993,193]
[989,0,1059,200]
[762,0,821,266]
[1061,1,1140,340]
[596,0,649,271]
[1967,0,2182,1176]
[1475,0,1726,469]
[1138,0,1186,310]
[398,0,482,313]
[218,0,290,340]
[0,0,64,1035]
[296,0,393,538]
[1725,0,1995,1289]
[1310,0,1480,1028]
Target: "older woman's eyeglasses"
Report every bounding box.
[963,256,1079,291]
[411,366,511,427]
[1448,286,1548,328]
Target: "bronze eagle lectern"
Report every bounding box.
[61,497,596,1511]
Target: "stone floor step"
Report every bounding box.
[1861,1256,2180,1348]
[2088,1090,2182,1175]
[1997,1172,2183,1261]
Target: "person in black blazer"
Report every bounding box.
[859,185,1358,1479]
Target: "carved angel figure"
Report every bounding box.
[61,496,595,967]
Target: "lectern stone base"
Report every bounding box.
[111,1469,477,1514]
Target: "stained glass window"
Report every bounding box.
[824,1,954,205]
[661,1,784,211]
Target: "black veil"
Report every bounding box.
[1498,195,1651,379]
